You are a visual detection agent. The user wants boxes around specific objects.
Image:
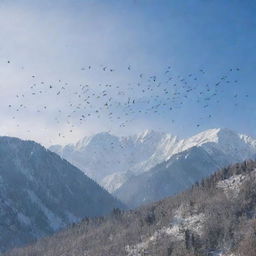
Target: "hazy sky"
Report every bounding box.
[0,0,256,146]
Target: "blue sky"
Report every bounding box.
[0,0,255,145]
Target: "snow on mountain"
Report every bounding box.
[129,133,179,173]
[101,171,133,193]
[114,129,256,207]
[114,146,222,207]
[136,128,256,173]
[49,128,256,194]
[173,128,256,162]
[49,130,176,183]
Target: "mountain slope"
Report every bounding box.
[0,136,124,252]
[7,160,256,256]
[114,146,224,207]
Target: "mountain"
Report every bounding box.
[114,146,223,208]
[173,128,256,163]
[7,160,256,256]
[49,130,178,187]
[50,128,256,201]
[114,128,256,207]
[0,136,124,252]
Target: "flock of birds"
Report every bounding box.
[5,60,244,141]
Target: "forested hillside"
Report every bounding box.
[7,160,256,256]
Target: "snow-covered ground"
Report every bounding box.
[217,169,256,198]
[126,208,205,256]
[217,174,245,198]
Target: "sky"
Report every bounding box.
[0,0,256,146]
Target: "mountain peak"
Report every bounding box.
[184,128,237,145]
[135,129,167,143]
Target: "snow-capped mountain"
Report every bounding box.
[50,128,256,196]
[114,128,256,207]
[49,130,178,184]
[0,136,124,252]
[173,128,256,163]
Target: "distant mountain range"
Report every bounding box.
[0,137,124,252]
[50,128,256,207]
